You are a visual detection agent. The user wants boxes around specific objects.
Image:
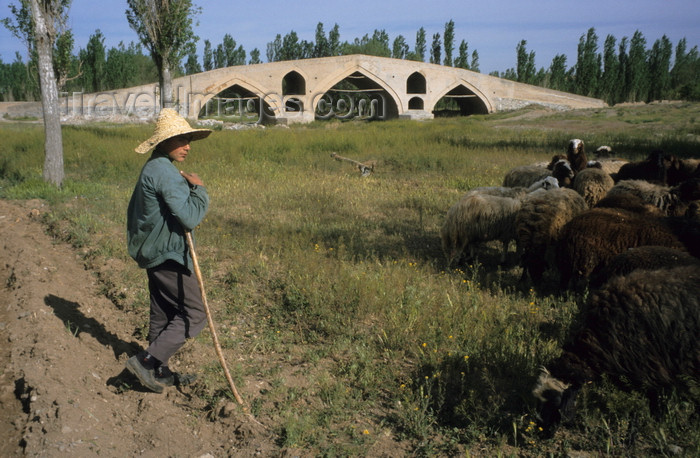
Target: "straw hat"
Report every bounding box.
[135,108,212,154]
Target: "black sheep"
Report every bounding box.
[613,150,676,184]
[533,264,700,431]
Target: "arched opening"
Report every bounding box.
[407,72,426,94]
[408,97,424,110]
[198,84,275,124]
[315,71,399,121]
[432,84,488,117]
[283,71,306,96]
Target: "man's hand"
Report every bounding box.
[180,171,204,187]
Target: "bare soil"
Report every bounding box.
[1,198,378,457]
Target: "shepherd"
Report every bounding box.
[125,108,212,393]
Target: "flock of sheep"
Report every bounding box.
[440,139,700,432]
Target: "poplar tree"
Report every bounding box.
[313,22,329,58]
[430,33,441,64]
[3,0,70,186]
[455,39,469,69]
[516,40,535,83]
[414,27,426,62]
[392,35,409,59]
[328,24,340,57]
[248,48,261,64]
[202,39,212,70]
[627,30,648,102]
[600,34,619,104]
[647,35,672,101]
[83,29,105,92]
[549,54,568,91]
[443,20,454,66]
[470,50,480,72]
[574,27,600,97]
[126,0,200,108]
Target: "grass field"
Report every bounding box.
[1,102,699,456]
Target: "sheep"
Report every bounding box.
[590,145,628,175]
[440,178,559,267]
[533,264,700,432]
[502,155,567,188]
[589,245,700,289]
[566,139,588,173]
[594,190,664,215]
[667,157,700,185]
[554,207,693,290]
[515,188,588,285]
[612,150,676,184]
[550,159,575,188]
[466,176,559,198]
[587,159,627,175]
[571,166,615,207]
[605,177,700,216]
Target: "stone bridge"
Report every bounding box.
[59,54,606,124]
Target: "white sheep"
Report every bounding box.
[441,177,559,267]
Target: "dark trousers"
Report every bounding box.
[145,260,207,366]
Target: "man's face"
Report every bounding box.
[163,135,192,162]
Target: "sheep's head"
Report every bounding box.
[595,145,613,157]
[551,159,574,187]
[567,139,584,157]
[546,154,567,170]
[527,176,559,192]
[532,368,579,435]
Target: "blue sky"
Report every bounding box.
[1,0,699,74]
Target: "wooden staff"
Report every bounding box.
[186,231,244,405]
[330,152,375,176]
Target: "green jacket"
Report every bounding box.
[127,154,209,270]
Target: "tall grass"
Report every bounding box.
[2,104,698,456]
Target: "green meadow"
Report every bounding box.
[2,102,699,456]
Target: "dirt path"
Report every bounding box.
[0,198,277,457]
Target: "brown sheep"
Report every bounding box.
[515,188,588,285]
[572,166,615,207]
[533,264,700,432]
[589,245,700,289]
[555,207,691,290]
[566,139,587,173]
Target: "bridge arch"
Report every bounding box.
[196,77,279,123]
[313,65,402,120]
[431,80,492,116]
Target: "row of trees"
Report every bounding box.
[263,20,480,71]
[4,18,700,106]
[0,18,481,101]
[500,28,700,104]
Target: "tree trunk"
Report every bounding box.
[29,0,64,187]
[160,59,174,109]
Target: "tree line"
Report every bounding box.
[2,12,699,106]
[501,28,700,104]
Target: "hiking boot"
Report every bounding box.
[126,355,164,393]
[155,366,197,387]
